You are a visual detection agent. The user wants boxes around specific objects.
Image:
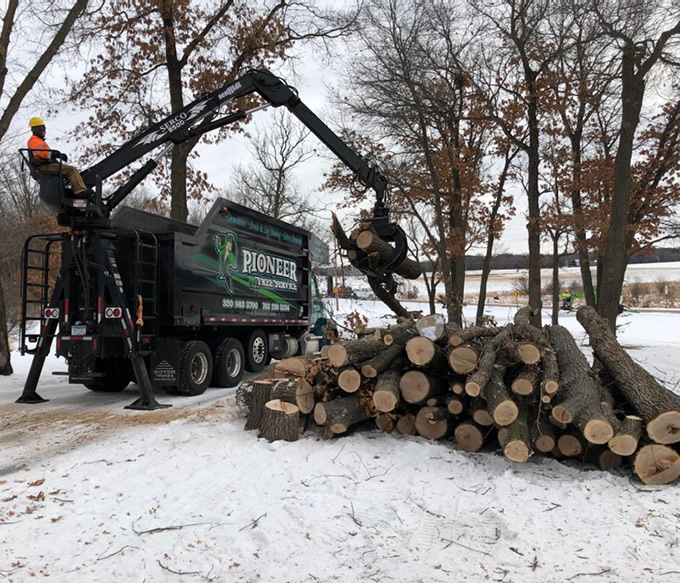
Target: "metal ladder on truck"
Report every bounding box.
[19,233,67,360]
[131,230,160,352]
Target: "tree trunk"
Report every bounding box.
[577,306,680,444]
[0,278,13,375]
[355,226,422,279]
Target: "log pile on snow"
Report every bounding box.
[239,306,680,485]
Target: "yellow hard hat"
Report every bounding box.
[29,117,45,128]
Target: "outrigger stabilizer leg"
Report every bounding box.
[124,356,171,411]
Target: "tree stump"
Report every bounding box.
[271,377,315,414]
[244,379,277,431]
[258,400,300,442]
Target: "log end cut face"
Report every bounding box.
[646,411,680,445]
[634,444,680,485]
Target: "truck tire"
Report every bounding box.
[245,328,269,372]
[84,358,131,392]
[176,340,213,396]
[212,337,245,387]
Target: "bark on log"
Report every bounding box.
[405,336,448,372]
[400,370,449,404]
[633,444,680,485]
[454,422,485,453]
[372,370,402,413]
[448,345,479,375]
[258,400,300,442]
[577,306,680,444]
[271,377,315,415]
[361,344,405,378]
[447,326,501,347]
[504,405,531,463]
[528,408,556,454]
[355,226,422,279]
[548,325,615,445]
[540,345,560,396]
[465,328,512,396]
[482,368,518,427]
[415,314,447,341]
[313,395,371,435]
[274,357,309,378]
[608,415,643,456]
[382,323,418,346]
[396,412,417,435]
[327,339,387,368]
[244,379,276,431]
[415,406,453,440]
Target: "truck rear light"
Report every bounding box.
[105,307,122,318]
[44,308,59,319]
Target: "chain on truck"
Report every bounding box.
[17,69,411,410]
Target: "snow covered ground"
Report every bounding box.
[1,302,680,581]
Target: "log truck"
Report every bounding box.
[17,69,414,410]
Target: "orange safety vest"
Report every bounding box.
[27,134,50,162]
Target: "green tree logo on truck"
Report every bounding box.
[214,232,238,293]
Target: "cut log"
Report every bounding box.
[396,412,417,435]
[415,406,453,440]
[511,366,539,396]
[447,325,501,347]
[527,408,556,454]
[448,345,479,375]
[355,226,423,279]
[372,370,402,413]
[313,395,371,435]
[415,314,447,341]
[548,325,615,445]
[244,379,277,431]
[400,370,448,404]
[361,344,405,378]
[258,400,300,442]
[557,432,585,457]
[504,406,531,463]
[383,323,418,346]
[405,336,448,372]
[375,412,395,433]
[446,395,465,415]
[274,357,309,378]
[470,398,494,427]
[482,368,518,427]
[271,377,315,414]
[608,416,644,457]
[464,328,511,397]
[337,367,362,393]
[451,381,465,395]
[327,339,387,368]
[454,422,485,452]
[583,446,623,471]
[633,444,680,485]
[540,346,560,396]
[577,306,680,444]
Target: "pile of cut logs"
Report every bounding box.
[239,306,680,485]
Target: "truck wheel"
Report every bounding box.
[176,341,213,396]
[212,337,245,387]
[84,358,131,392]
[245,328,269,372]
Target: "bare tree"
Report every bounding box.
[592,0,680,328]
[0,0,91,375]
[224,110,323,231]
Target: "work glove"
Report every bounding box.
[60,153,68,162]
[50,150,61,161]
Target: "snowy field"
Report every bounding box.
[1,293,680,580]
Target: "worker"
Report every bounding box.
[27,117,90,196]
[561,289,573,311]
